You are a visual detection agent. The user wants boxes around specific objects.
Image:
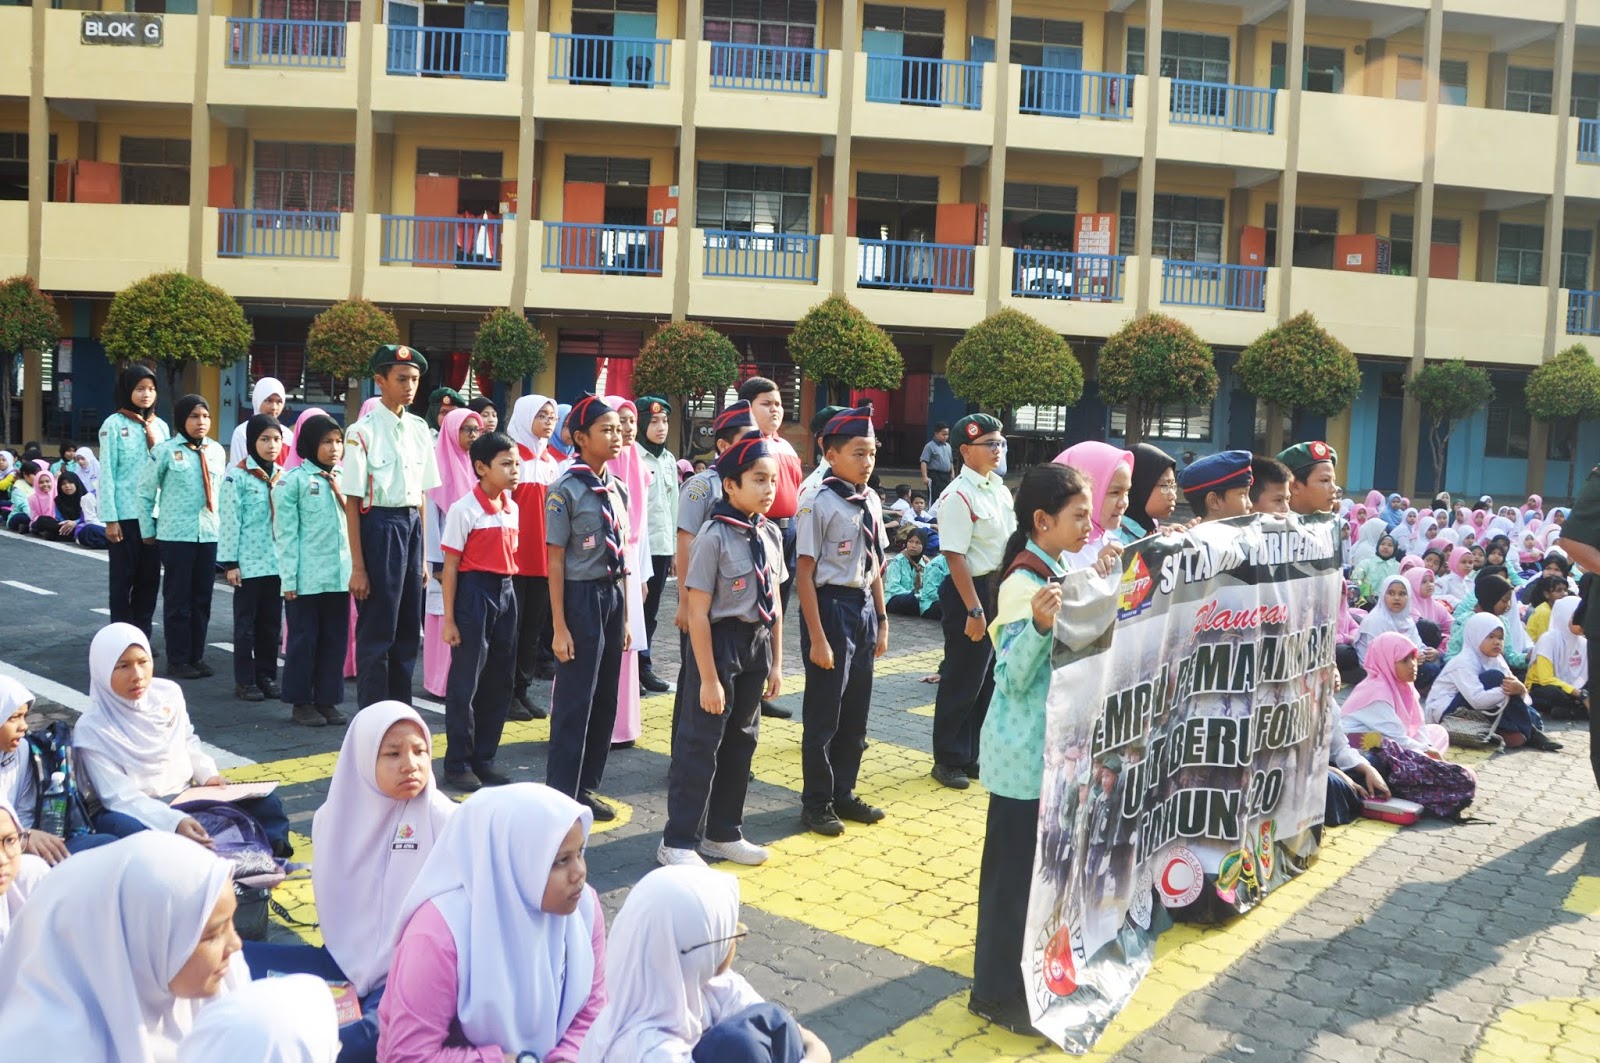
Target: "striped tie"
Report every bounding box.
[570,462,626,577]
[711,500,775,626]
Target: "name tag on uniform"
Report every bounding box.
[172,451,185,464]
[392,822,418,851]
[119,426,130,438]
[309,482,320,495]
[731,577,747,592]
[582,534,597,549]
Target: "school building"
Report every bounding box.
[8,0,1600,496]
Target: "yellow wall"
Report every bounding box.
[387,116,519,216]
[536,125,677,220]
[851,143,968,203]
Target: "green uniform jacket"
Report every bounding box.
[218,465,281,580]
[138,436,225,543]
[273,465,353,597]
[98,412,170,525]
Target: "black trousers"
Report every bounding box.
[444,571,518,774]
[354,507,424,707]
[1590,647,1600,790]
[512,573,554,694]
[800,586,877,812]
[932,571,998,769]
[546,577,625,798]
[232,575,282,688]
[777,519,797,614]
[1531,683,1588,721]
[664,619,770,849]
[928,469,951,502]
[108,517,161,638]
[887,592,922,618]
[973,793,1038,1007]
[159,541,218,668]
[284,592,349,707]
[640,553,672,668]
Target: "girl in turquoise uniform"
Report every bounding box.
[219,414,285,703]
[99,365,170,638]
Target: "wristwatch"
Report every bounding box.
[517,1053,540,1063]
[967,605,985,619]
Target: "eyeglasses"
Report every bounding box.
[0,832,22,857]
[680,921,749,955]
[1156,479,1179,493]
[972,440,1007,452]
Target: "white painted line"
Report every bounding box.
[0,532,108,562]
[208,643,287,667]
[2,580,55,596]
[0,660,253,769]
[92,607,111,616]
[414,696,445,716]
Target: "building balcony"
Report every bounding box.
[533,31,683,125]
[1296,92,1425,183]
[1567,289,1600,337]
[370,25,520,114]
[549,33,671,87]
[1434,105,1556,195]
[39,203,188,292]
[864,55,982,109]
[203,208,353,301]
[1160,260,1267,312]
[0,7,30,97]
[1156,77,1285,170]
[209,16,361,108]
[1000,249,1135,339]
[690,228,826,321]
[44,8,195,104]
[1568,119,1600,201]
[1427,279,1548,366]
[1167,79,1275,134]
[853,53,993,143]
[1292,268,1418,360]
[225,17,347,69]
[387,25,509,80]
[218,208,342,259]
[366,215,514,307]
[1006,67,1143,158]
[848,238,985,329]
[531,222,675,316]
[708,42,825,96]
[695,41,839,134]
[702,230,820,282]
[542,222,664,276]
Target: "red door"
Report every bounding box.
[413,174,460,267]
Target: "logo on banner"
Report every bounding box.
[1041,924,1080,996]
[1116,553,1154,620]
[1157,846,1204,908]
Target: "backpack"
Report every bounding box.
[171,798,280,880]
[26,722,95,840]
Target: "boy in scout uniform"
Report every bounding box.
[930,413,1016,791]
[545,393,631,821]
[342,344,441,708]
[1177,450,1255,521]
[1278,440,1340,517]
[636,394,679,694]
[795,405,890,836]
[659,434,786,867]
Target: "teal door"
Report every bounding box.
[461,3,508,79]
[613,11,657,86]
[1043,45,1081,114]
[385,0,420,75]
[968,35,993,109]
[863,29,903,102]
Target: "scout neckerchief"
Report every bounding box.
[823,476,885,578]
[119,408,159,451]
[710,499,775,627]
[239,459,280,523]
[179,432,216,513]
[309,460,345,510]
[567,461,625,577]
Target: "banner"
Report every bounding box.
[1023,513,1343,1052]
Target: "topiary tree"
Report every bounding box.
[307,298,399,421]
[1235,311,1362,454]
[632,321,741,452]
[1526,343,1600,501]
[103,271,252,425]
[1405,359,1494,496]
[947,309,1084,424]
[787,294,903,405]
[0,276,61,445]
[1097,313,1219,447]
[472,308,548,394]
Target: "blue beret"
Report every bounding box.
[716,434,773,478]
[567,393,614,434]
[1177,450,1255,495]
[713,401,756,435]
[822,404,875,439]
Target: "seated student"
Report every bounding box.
[243,702,454,1063]
[73,623,294,857]
[57,470,107,549]
[178,973,341,1063]
[1175,450,1253,521]
[1528,596,1588,721]
[1404,567,1453,648]
[0,831,248,1060]
[885,526,944,619]
[379,784,607,1063]
[73,444,100,494]
[1355,575,1441,687]
[5,461,38,532]
[1521,574,1570,643]
[0,795,49,948]
[1341,632,1476,819]
[47,441,78,481]
[0,450,16,516]
[1353,534,1403,608]
[1427,613,1562,751]
[1445,571,1532,672]
[888,483,915,523]
[1420,547,1446,577]
[1248,456,1291,515]
[579,865,830,1063]
[24,468,63,539]
[1435,546,1476,607]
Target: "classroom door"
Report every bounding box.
[386,0,421,74]
[561,181,607,272]
[1373,392,1404,492]
[613,12,657,86]
[1043,45,1082,114]
[461,3,508,79]
[413,174,460,266]
[863,29,904,101]
[968,35,993,109]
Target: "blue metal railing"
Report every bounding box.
[386,26,508,80]
[1012,251,1125,302]
[543,223,663,275]
[380,215,504,267]
[1017,69,1132,120]
[865,55,983,109]
[708,42,826,95]
[226,18,347,68]
[857,239,974,292]
[217,209,341,259]
[1580,119,1600,164]
[1568,290,1600,335]
[703,230,819,281]
[1169,79,1276,134]
[1161,261,1267,311]
[549,34,670,87]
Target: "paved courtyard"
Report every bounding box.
[5,529,1600,1060]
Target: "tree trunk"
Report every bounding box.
[1,359,12,446]
[1124,399,1144,448]
[1568,416,1579,504]
[345,379,362,426]
[164,362,184,424]
[1265,399,1286,455]
[1430,421,1448,497]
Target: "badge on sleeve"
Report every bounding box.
[547,493,567,514]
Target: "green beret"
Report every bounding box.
[638,395,672,417]
[953,413,1004,444]
[1276,440,1338,478]
[370,343,428,375]
[1101,753,1124,773]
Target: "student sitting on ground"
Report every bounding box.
[1355,575,1441,688]
[885,526,945,620]
[1521,573,1570,643]
[5,461,39,532]
[1528,596,1589,722]
[178,973,340,1063]
[58,471,107,548]
[0,795,49,948]
[1427,613,1563,751]
[1445,570,1533,671]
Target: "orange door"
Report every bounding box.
[208,165,236,209]
[561,181,607,272]
[413,174,460,267]
[74,160,121,204]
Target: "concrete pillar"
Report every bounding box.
[983,0,1013,314]
[1134,0,1162,314]
[672,0,703,321]
[1397,0,1443,497]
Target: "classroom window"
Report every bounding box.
[1011,404,1071,434]
[120,137,191,206]
[415,149,503,179]
[1574,73,1600,120]
[1496,223,1544,285]
[703,0,816,49]
[251,141,355,213]
[1009,16,1082,67]
[0,132,55,201]
[1396,56,1469,104]
[1485,377,1532,459]
[563,155,651,186]
[1003,182,1078,252]
[1506,66,1554,114]
[1118,190,1224,263]
[685,334,801,418]
[1563,228,1593,290]
[695,162,812,233]
[1110,403,1212,442]
[1268,43,1345,93]
[1126,27,1229,83]
[249,316,340,406]
[259,0,360,19]
[1390,214,1462,275]
[1264,203,1341,269]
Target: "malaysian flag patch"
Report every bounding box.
[582,534,597,549]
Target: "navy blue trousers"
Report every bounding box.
[691,1003,805,1063]
[355,507,424,707]
[800,586,877,813]
[444,571,518,774]
[284,592,349,707]
[665,619,770,849]
[233,575,282,689]
[546,577,625,798]
[66,810,145,854]
[240,941,382,1063]
[108,517,161,637]
[1445,668,1542,738]
[932,572,998,770]
[159,540,218,668]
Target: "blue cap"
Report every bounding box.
[1177,450,1254,496]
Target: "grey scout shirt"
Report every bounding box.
[796,483,888,590]
[685,517,788,624]
[546,468,632,581]
[676,469,722,536]
[920,439,953,473]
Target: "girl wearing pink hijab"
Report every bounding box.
[1052,440,1134,566]
[1435,546,1476,607]
[280,407,327,471]
[422,408,485,698]
[606,396,652,746]
[1404,566,1453,647]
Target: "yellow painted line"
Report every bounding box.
[846,817,1399,1061]
[1474,998,1600,1062]
[1563,876,1600,916]
[908,702,934,718]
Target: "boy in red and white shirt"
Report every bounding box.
[506,393,564,718]
[439,430,521,792]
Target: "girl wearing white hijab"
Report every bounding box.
[579,866,829,1063]
[73,444,101,493]
[378,783,607,1063]
[179,974,341,1063]
[230,377,292,466]
[507,393,563,715]
[75,623,294,855]
[0,795,50,948]
[1355,576,1429,662]
[0,830,248,1063]
[1425,613,1561,750]
[1529,596,1589,721]
[1348,517,1387,568]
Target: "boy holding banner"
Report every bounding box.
[1176,450,1254,520]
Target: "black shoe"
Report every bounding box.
[476,766,513,786]
[316,704,348,726]
[258,678,280,700]
[931,763,970,790]
[639,667,671,693]
[611,740,636,750]
[290,704,326,728]
[193,660,215,678]
[235,684,265,703]
[963,761,981,778]
[580,792,618,822]
[507,694,536,723]
[836,795,886,824]
[760,700,793,720]
[802,805,845,836]
[444,769,482,793]
[968,995,1041,1036]
[167,663,202,680]
[1527,728,1566,752]
[534,662,557,681]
